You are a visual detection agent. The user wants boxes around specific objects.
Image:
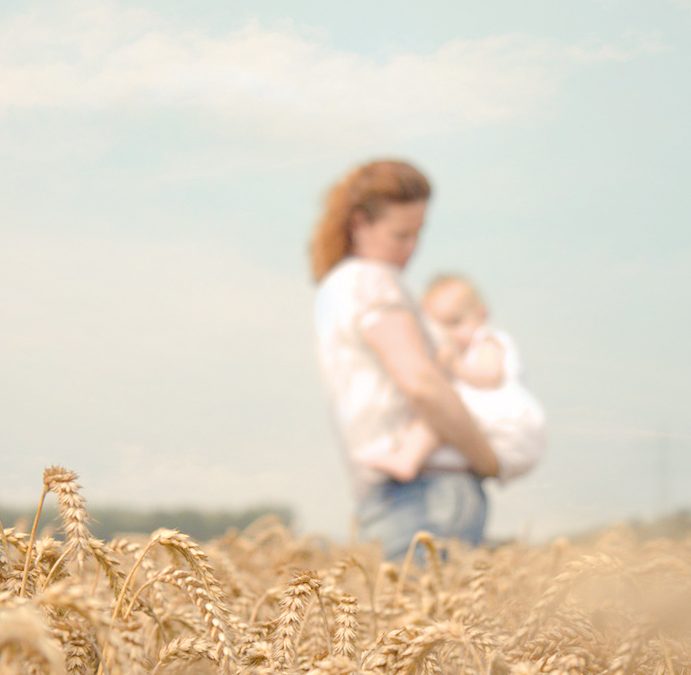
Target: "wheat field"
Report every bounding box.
[1,467,690,674]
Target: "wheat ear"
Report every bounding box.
[43,467,91,573]
[333,593,359,659]
[152,635,219,674]
[272,570,322,669]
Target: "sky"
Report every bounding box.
[1,0,690,541]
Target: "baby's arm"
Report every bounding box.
[359,419,440,483]
[447,336,506,388]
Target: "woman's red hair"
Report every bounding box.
[309,160,432,282]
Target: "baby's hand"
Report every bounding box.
[436,342,459,374]
[454,336,506,388]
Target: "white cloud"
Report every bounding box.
[0,1,662,147]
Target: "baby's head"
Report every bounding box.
[423,275,488,351]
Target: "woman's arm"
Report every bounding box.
[361,308,499,477]
[359,418,440,482]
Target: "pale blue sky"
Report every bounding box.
[1,0,690,539]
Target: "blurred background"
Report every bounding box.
[1,0,690,542]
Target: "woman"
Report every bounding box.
[311,159,499,560]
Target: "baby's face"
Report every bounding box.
[424,282,486,351]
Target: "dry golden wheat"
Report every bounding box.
[1,466,691,674]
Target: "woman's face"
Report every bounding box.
[351,200,427,269]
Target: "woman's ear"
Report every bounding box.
[350,207,370,232]
[349,208,371,249]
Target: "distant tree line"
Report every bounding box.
[0,504,293,541]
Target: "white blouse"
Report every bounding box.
[314,257,429,494]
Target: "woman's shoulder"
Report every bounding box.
[315,256,414,331]
[328,256,400,279]
[318,257,403,294]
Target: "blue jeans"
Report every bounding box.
[355,472,487,560]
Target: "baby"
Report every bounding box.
[360,274,546,483]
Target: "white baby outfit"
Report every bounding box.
[425,324,546,483]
